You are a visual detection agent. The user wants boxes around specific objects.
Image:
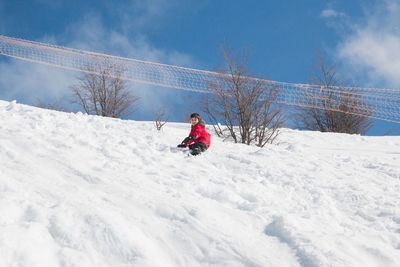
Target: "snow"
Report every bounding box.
[0,99,399,267]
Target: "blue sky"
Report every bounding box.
[0,0,399,135]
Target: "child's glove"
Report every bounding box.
[177,136,192,148]
[182,136,193,144]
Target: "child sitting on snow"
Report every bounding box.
[177,113,211,156]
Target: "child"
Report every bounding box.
[177,113,211,155]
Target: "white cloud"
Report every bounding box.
[321,9,345,18]
[0,10,195,117]
[65,13,193,65]
[118,0,205,32]
[0,60,73,103]
[336,0,400,88]
[122,0,172,30]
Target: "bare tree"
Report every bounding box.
[383,127,400,136]
[34,97,68,112]
[295,51,373,134]
[201,45,285,147]
[70,58,139,118]
[154,107,170,131]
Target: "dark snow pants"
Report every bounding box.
[188,142,208,156]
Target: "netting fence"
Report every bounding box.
[1,34,399,123]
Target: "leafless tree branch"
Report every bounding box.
[201,44,285,147]
[154,106,170,131]
[295,51,373,134]
[70,58,140,119]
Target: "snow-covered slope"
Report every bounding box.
[0,100,399,267]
